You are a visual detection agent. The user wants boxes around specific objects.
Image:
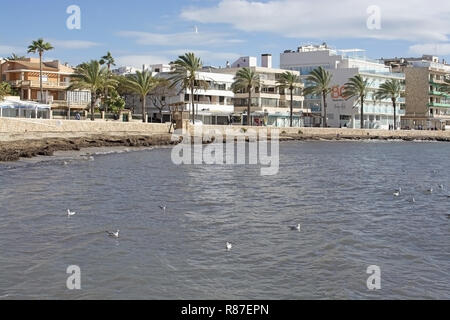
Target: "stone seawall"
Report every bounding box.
[0,118,171,142]
[188,124,450,142]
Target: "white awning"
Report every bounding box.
[0,99,51,110]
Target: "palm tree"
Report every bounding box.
[121,70,159,123]
[99,52,116,71]
[6,53,26,61]
[169,53,206,124]
[375,79,403,130]
[277,71,302,127]
[303,67,333,128]
[27,39,54,103]
[68,60,118,121]
[342,75,371,129]
[231,68,260,126]
[99,52,116,113]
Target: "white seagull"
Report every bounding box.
[393,187,402,197]
[426,188,434,194]
[106,230,120,238]
[289,224,301,232]
[411,197,416,203]
[67,209,76,217]
[159,205,167,212]
[226,242,233,251]
[438,184,444,190]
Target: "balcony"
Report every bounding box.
[428,102,450,108]
[8,80,70,89]
[429,91,449,97]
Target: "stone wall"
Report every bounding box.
[0,118,171,141]
[186,123,450,140]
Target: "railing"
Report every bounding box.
[428,102,450,108]
[8,80,70,88]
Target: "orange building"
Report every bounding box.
[0,58,90,118]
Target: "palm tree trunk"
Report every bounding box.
[142,94,147,123]
[393,98,397,130]
[191,86,195,124]
[39,51,43,103]
[90,92,96,121]
[290,89,294,127]
[248,89,252,126]
[322,91,327,128]
[360,97,364,129]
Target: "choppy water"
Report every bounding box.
[0,141,449,300]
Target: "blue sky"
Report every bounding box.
[1,0,449,68]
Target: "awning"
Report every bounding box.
[0,99,51,110]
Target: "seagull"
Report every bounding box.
[289,224,301,232]
[411,197,416,203]
[159,205,167,212]
[106,230,120,238]
[67,209,76,217]
[226,242,232,251]
[438,184,444,190]
[426,188,434,194]
[393,191,401,197]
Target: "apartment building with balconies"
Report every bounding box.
[281,44,405,129]
[0,57,90,118]
[221,54,306,127]
[383,55,450,130]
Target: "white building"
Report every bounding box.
[220,54,306,127]
[281,44,405,129]
[150,68,236,124]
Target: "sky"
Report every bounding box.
[1,0,450,68]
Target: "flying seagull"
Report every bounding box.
[67,209,76,217]
[226,242,232,251]
[106,230,120,238]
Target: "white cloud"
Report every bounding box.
[51,40,101,49]
[180,0,450,42]
[117,30,244,47]
[409,43,450,56]
[115,54,171,68]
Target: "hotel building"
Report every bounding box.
[220,54,306,127]
[382,55,450,130]
[281,44,405,129]
[0,57,90,118]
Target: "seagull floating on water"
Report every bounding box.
[289,224,301,232]
[411,197,416,203]
[159,205,167,212]
[67,209,76,217]
[393,188,402,197]
[438,184,444,190]
[426,188,434,194]
[226,242,233,251]
[106,230,120,238]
